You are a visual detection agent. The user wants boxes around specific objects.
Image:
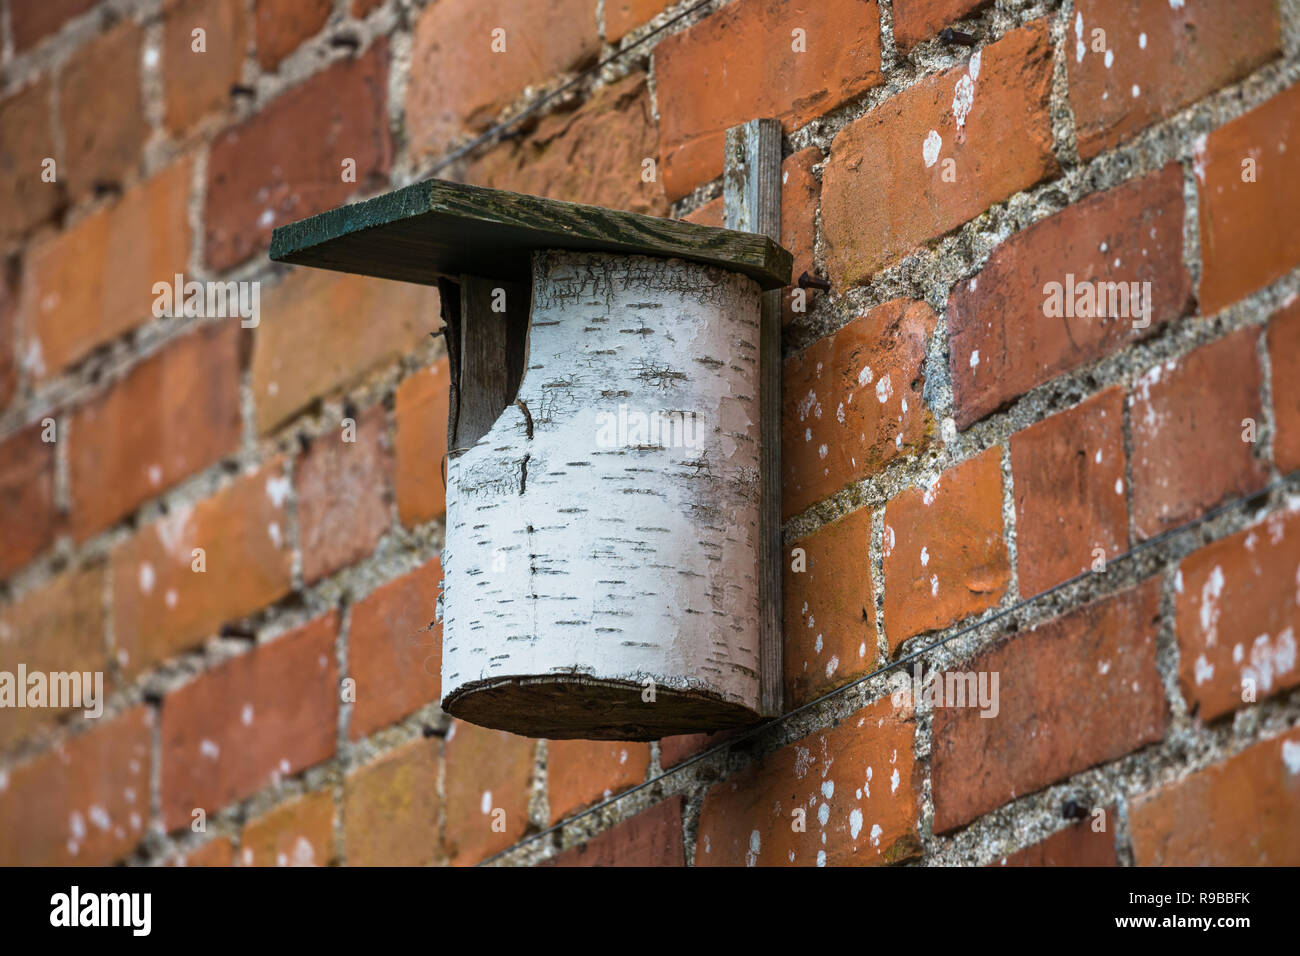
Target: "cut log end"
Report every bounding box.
[442,675,763,741]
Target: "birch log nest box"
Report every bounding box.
[270,168,791,740]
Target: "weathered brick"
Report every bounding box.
[605,0,671,43]
[0,260,15,408]
[783,299,937,518]
[1010,388,1128,597]
[466,73,668,217]
[0,79,62,240]
[406,0,600,159]
[111,460,294,677]
[1129,727,1300,865]
[162,0,248,134]
[252,270,436,434]
[255,0,331,70]
[19,156,194,380]
[1268,300,1300,474]
[347,556,443,740]
[823,23,1056,286]
[0,566,108,749]
[68,321,242,540]
[547,795,685,866]
[1068,0,1279,159]
[0,707,152,866]
[343,737,443,866]
[59,20,147,198]
[205,42,391,271]
[931,579,1166,832]
[296,406,393,583]
[948,165,1192,428]
[892,0,990,51]
[992,809,1118,866]
[239,789,335,866]
[784,507,877,708]
[174,837,234,866]
[160,613,339,832]
[394,358,450,527]
[1174,508,1300,723]
[0,423,58,579]
[547,740,650,824]
[779,147,821,325]
[682,197,722,227]
[443,720,534,865]
[882,447,1008,648]
[696,697,919,866]
[658,730,732,769]
[10,0,96,51]
[1129,328,1267,540]
[655,0,883,201]
[1198,82,1300,316]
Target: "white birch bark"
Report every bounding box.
[440,250,763,737]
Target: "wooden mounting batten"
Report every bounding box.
[724,119,785,719]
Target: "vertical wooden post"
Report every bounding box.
[724,119,783,718]
[453,276,530,449]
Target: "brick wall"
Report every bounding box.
[1,0,1299,867]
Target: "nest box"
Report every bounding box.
[271,143,790,740]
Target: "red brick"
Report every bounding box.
[0,261,15,408]
[948,165,1192,428]
[110,460,294,677]
[892,0,989,51]
[174,837,234,866]
[1010,388,1128,597]
[658,730,731,769]
[1129,328,1267,540]
[239,789,334,866]
[343,737,443,866]
[296,406,393,583]
[993,810,1118,866]
[394,358,450,527]
[605,0,671,43]
[59,20,147,197]
[1068,0,1279,160]
[0,566,108,750]
[779,147,821,325]
[160,612,339,831]
[655,0,882,202]
[347,556,443,740]
[0,79,62,241]
[406,0,600,159]
[0,707,152,866]
[1268,300,1300,474]
[162,0,249,134]
[823,23,1056,286]
[255,0,331,70]
[443,720,534,865]
[547,740,650,824]
[252,270,437,434]
[882,447,1008,648]
[783,299,937,518]
[68,321,242,540]
[931,579,1167,832]
[466,73,668,218]
[352,0,384,17]
[1173,508,1300,723]
[683,197,722,227]
[204,42,391,271]
[696,696,919,866]
[1198,82,1300,316]
[547,796,685,866]
[0,423,58,579]
[10,0,96,51]
[19,156,194,380]
[784,507,877,708]
[1129,727,1300,865]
